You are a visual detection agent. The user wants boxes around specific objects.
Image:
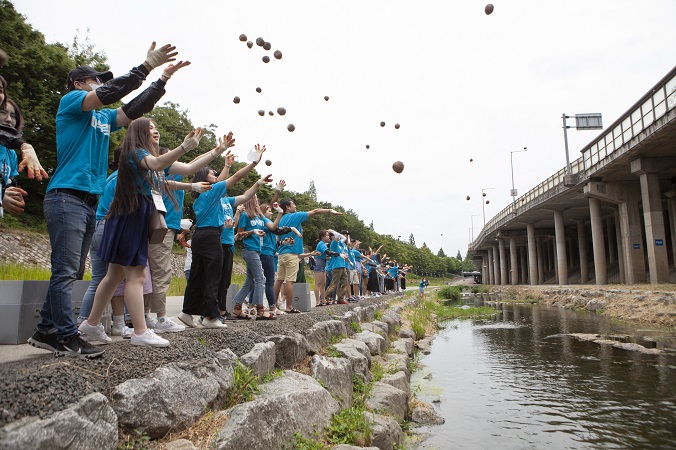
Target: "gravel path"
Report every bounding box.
[0,300,389,427]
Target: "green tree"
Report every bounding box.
[437,247,446,258]
[306,180,317,201]
[408,233,416,247]
[456,250,462,260]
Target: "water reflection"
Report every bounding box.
[412,301,676,449]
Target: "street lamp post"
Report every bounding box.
[481,187,494,226]
[470,214,480,241]
[510,147,528,208]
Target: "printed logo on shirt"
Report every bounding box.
[250,217,264,227]
[90,116,111,135]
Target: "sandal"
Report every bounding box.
[286,308,302,314]
[228,303,250,320]
[257,305,276,320]
[317,302,326,307]
[273,308,286,316]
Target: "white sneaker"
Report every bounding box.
[130,329,170,347]
[79,320,112,344]
[121,326,133,339]
[111,323,124,336]
[202,317,228,329]
[145,316,158,329]
[177,312,197,328]
[154,317,186,333]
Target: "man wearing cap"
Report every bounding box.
[28,43,185,358]
[274,199,342,313]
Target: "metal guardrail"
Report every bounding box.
[470,66,676,251]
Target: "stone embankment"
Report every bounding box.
[0,295,442,450]
[489,284,676,329]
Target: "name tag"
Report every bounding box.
[151,189,166,213]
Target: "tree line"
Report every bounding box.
[0,0,475,276]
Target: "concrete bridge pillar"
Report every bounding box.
[487,247,495,284]
[606,217,617,264]
[576,220,589,283]
[632,158,669,283]
[589,197,607,285]
[536,236,544,284]
[614,209,626,283]
[520,246,528,284]
[498,239,508,285]
[554,210,568,285]
[527,223,538,285]
[666,193,676,268]
[509,237,518,285]
[493,244,500,285]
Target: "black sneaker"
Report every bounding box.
[55,334,104,358]
[27,330,59,352]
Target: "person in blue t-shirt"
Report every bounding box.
[314,230,332,306]
[30,42,186,358]
[325,230,352,305]
[79,117,225,349]
[0,98,27,217]
[274,198,343,313]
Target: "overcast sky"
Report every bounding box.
[12,0,676,257]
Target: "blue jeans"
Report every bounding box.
[78,220,107,323]
[234,249,265,306]
[260,254,276,308]
[39,192,96,340]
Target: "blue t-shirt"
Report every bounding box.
[194,180,228,228]
[277,212,309,255]
[96,171,117,220]
[131,149,171,197]
[220,197,237,246]
[237,212,271,252]
[261,227,278,256]
[387,266,399,279]
[329,239,348,269]
[48,90,121,195]
[164,173,184,231]
[315,241,328,261]
[0,145,18,188]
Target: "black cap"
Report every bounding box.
[67,66,113,89]
[341,230,349,235]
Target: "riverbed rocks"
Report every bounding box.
[411,400,445,425]
[416,337,434,354]
[332,339,372,382]
[381,371,411,397]
[0,393,117,450]
[112,358,234,438]
[566,333,664,355]
[264,333,309,369]
[353,330,387,355]
[364,412,403,450]
[310,355,354,408]
[391,337,415,356]
[213,371,340,450]
[304,320,347,354]
[240,341,276,377]
[365,382,408,421]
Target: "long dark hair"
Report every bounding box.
[3,98,23,132]
[0,75,7,109]
[108,118,175,217]
[191,167,211,199]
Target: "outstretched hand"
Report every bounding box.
[18,144,48,181]
[253,143,266,163]
[145,42,178,69]
[330,209,343,216]
[216,132,236,156]
[162,61,191,79]
[182,128,204,152]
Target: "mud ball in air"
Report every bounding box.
[470,158,473,162]
[394,123,400,129]
[265,160,272,166]
[256,37,265,46]
[262,56,270,63]
[274,50,282,60]
[247,41,253,49]
[485,4,494,15]
[366,145,370,149]
[380,121,386,127]
[263,42,272,51]
[486,200,490,204]
[258,110,265,116]
[392,161,404,174]
[239,34,247,42]
[324,96,329,101]
[268,111,274,116]
[287,124,295,132]
[466,196,471,201]
[233,96,240,104]
[277,107,286,115]
[256,87,262,93]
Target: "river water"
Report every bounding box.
[410,298,676,449]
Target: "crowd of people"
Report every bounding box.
[0,43,413,358]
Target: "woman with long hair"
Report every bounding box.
[79,117,228,347]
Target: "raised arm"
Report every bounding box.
[264,202,283,231]
[233,174,273,207]
[142,128,205,172]
[226,143,265,188]
[216,148,236,182]
[308,207,342,218]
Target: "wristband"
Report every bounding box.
[179,144,186,153]
[211,150,217,158]
[224,164,232,168]
[257,179,266,186]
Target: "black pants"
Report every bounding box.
[183,228,222,319]
[217,244,234,312]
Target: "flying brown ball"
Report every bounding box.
[247,41,253,49]
[233,96,240,104]
[239,34,247,42]
[256,87,262,93]
[256,37,265,46]
[366,145,370,149]
[287,124,295,132]
[277,107,286,115]
[380,121,386,127]
[485,4,494,15]
[262,56,270,63]
[392,161,404,173]
[274,50,282,60]
[470,158,473,162]
[466,196,471,201]
[258,110,265,116]
[486,200,490,204]
[263,42,271,51]
[394,123,400,129]
[265,159,272,166]
[268,111,274,116]
[324,96,329,101]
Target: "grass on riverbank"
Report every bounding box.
[406,293,496,339]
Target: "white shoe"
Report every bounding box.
[121,326,133,339]
[145,316,158,329]
[202,317,228,329]
[154,317,186,333]
[78,320,112,344]
[130,329,170,347]
[177,312,197,328]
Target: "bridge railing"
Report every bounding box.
[469,66,676,251]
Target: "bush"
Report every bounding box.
[436,285,461,302]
